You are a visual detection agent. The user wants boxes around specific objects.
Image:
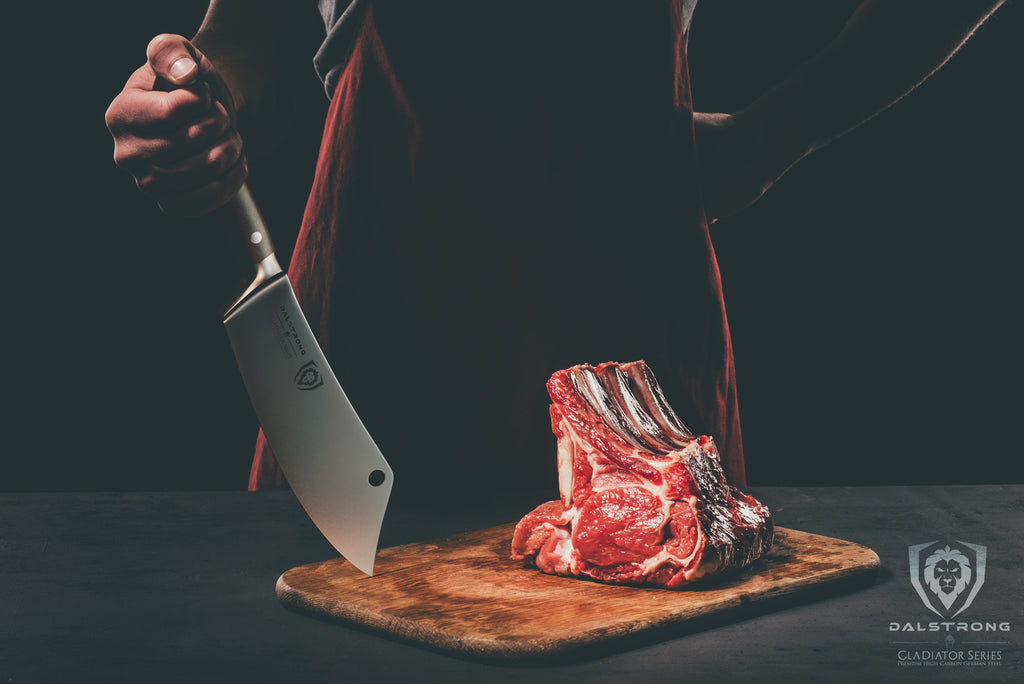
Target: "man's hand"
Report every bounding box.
[693,112,790,225]
[105,34,246,217]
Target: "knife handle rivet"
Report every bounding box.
[368,469,386,487]
[249,232,263,245]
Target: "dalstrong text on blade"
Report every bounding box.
[276,304,310,358]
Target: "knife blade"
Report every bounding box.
[222,184,393,576]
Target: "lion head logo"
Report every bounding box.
[923,545,972,611]
[909,540,986,618]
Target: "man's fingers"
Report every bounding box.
[106,81,214,135]
[135,132,245,195]
[146,34,199,87]
[154,159,249,218]
[113,105,233,171]
[145,34,238,129]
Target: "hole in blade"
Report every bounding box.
[368,469,386,487]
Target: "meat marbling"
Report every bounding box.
[511,361,773,588]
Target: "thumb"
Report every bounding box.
[146,33,200,86]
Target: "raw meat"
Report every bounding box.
[511,361,773,588]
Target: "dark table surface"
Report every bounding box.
[3,485,1022,683]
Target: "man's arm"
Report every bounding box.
[190,0,308,160]
[695,0,1006,224]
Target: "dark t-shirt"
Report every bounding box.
[313,0,699,98]
[250,0,746,503]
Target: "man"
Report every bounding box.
[106,1,1004,502]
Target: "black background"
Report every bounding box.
[7,1,1021,491]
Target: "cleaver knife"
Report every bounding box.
[222,184,393,576]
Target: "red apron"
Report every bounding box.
[249,1,746,500]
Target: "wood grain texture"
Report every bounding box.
[276,524,879,661]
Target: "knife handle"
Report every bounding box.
[229,184,282,278]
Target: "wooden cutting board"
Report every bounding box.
[276,524,879,662]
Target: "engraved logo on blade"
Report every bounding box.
[294,361,324,391]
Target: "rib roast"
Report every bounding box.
[511,361,773,588]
